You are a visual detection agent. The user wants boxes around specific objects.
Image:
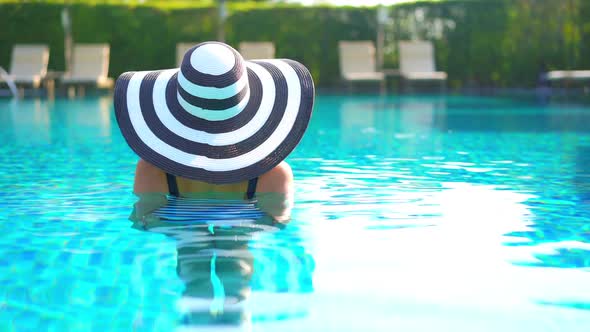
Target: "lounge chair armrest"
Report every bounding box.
[402,71,447,80]
[546,70,590,81]
[343,72,385,81]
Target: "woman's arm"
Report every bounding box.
[133,159,168,193]
[256,162,294,222]
[129,159,169,222]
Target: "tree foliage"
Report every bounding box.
[0,0,588,88]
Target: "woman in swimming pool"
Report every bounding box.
[114,41,315,222]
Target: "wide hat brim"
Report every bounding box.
[114,59,314,184]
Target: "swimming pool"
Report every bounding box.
[1,94,589,331]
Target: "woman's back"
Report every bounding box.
[133,159,293,195]
[130,159,294,223]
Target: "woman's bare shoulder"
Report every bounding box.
[257,161,294,194]
[133,159,168,193]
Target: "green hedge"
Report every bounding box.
[1,0,589,88]
[387,0,590,88]
[0,3,218,76]
[226,6,376,86]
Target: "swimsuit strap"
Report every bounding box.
[246,177,258,200]
[166,173,180,197]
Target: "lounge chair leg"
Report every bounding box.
[44,79,54,99]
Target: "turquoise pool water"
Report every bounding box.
[0,95,589,331]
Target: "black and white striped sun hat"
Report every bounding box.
[114,41,315,184]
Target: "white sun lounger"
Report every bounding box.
[61,44,113,92]
[8,44,50,88]
[338,41,385,91]
[398,41,447,88]
[546,70,590,82]
[238,42,276,60]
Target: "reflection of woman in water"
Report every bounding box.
[134,216,286,326]
[113,41,315,327]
